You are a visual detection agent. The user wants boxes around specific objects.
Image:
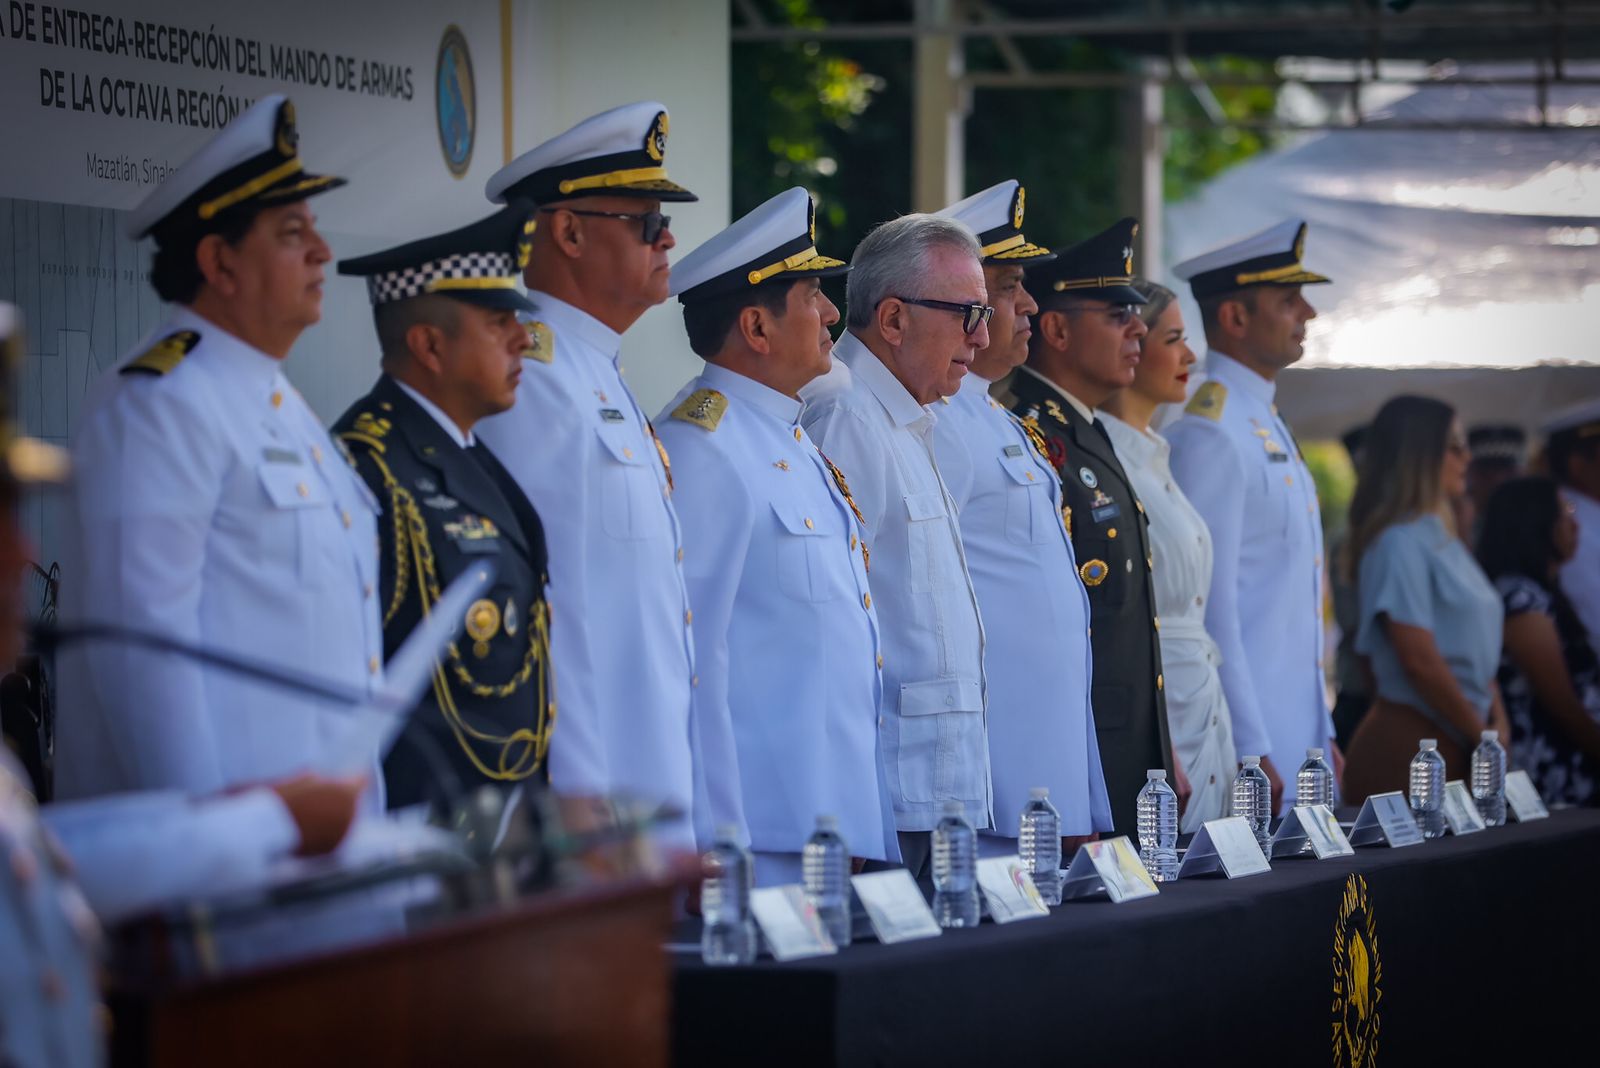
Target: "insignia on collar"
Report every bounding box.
[523,321,554,363]
[670,389,728,432]
[1044,399,1069,426]
[1185,380,1227,421]
[1018,411,1054,466]
[122,330,200,376]
[1079,466,1099,489]
[819,449,870,572]
[352,412,393,440]
[1080,559,1109,587]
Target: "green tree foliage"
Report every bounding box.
[731,1,1282,252]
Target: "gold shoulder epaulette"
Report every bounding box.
[1185,380,1227,421]
[523,321,554,363]
[121,330,200,376]
[670,388,728,432]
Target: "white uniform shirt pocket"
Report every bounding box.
[997,452,1050,545]
[594,423,667,541]
[772,501,847,604]
[256,461,328,583]
[896,677,985,803]
[903,490,949,593]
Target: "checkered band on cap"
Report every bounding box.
[365,251,518,305]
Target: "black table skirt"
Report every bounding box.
[673,809,1600,1066]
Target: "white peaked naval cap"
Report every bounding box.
[486,100,698,205]
[670,186,847,304]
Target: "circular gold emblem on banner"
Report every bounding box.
[1331,873,1382,1068]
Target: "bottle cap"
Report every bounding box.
[1307,747,1324,760]
[941,800,965,816]
[1147,769,1167,780]
[1242,755,1261,766]
[1028,786,1050,800]
[1481,729,1499,741]
[815,814,839,832]
[1420,738,1438,750]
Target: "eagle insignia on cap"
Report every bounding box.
[1012,186,1025,230]
[646,111,669,162]
[1294,225,1306,262]
[516,218,536,269]
[276,100,298,158]
[670,388,728,432]
[121,330,200,376]
[1185,380,1227,421]
[1124,222,1138,275]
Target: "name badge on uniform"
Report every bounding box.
[1268,451,1290,463]
[261,447,302,465]
[599,408,625,423]
[1003,444,1024,457]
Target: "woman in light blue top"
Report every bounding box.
[1343,395,1510,803]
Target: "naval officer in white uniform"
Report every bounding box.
[800,213,992,877]
[1163,220,1338,812]
[930,181,1112,851]
[55,95,387,810]
[657,187,898,885]
[476,103,705,850]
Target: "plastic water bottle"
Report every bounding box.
[1409,738,1447,839]
[1231,756,1272,857]
[700,825,756,965]
[1470,730,1507,827]
[802,815,851,949]
[1135,770,1179,882]
[1018,787,1063,906]
[1295,747,1335,854]
[931,801,980,928]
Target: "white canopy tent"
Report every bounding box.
[1163,70,1600,440]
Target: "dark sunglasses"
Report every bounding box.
[890,296,995,335]
[541,207,671,244]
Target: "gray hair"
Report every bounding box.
[845,213,982,330]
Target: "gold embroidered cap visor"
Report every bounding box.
[1185,259,1332,300]
[676,236,849,304]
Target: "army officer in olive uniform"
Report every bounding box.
[999,218,1175,835]
[334,204,554,816]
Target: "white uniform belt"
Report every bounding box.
[1158,615,1221,650]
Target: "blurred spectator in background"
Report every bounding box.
[1479,476,1600,806]
[1330,423,1371,751]
[1546,402,1600,662]
[1342,396,1508,803]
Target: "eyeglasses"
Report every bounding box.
[1066,302,1140,328]
[889,297,995,335]
[541,207,671,244]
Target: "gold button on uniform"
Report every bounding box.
[1156,674,1164,691]
[677,548,685,562]
[341,510,352,529]
[1025,471,1035,482]
[863,593,872,610]
[623,447,633,459]
[1107,527,1118,539]
[876,653,884,669]
[685,610,693,625]
[794,428,803,442]
[804,517,814,529]
[692,675,700,687]
[270,391,283,409]
[1154,616,1161,631]
[851,534,858,550]
[296,482,309,498]
[311,446,323,464]
[368,656,380,675]
[363,583,373,599]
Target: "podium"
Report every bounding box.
[109,870,689,1067]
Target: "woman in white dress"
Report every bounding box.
[1100,279,1238,831]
